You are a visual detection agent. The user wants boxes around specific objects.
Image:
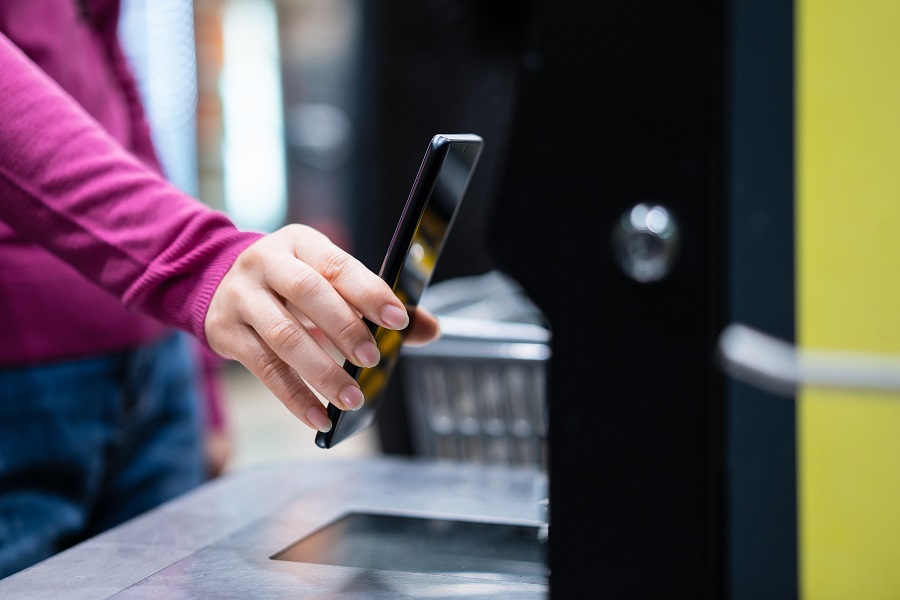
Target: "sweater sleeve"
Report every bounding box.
[0,31,264,345]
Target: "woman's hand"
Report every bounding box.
[204,224,439,433]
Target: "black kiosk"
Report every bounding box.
[364,1,796,598]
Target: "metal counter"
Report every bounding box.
[0,456,548,599]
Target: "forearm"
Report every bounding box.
[0,32,262,343]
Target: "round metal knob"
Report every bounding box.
[612,203,680,282]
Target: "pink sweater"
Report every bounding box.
[0,1,263,366]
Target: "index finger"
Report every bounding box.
[289,226,410,331]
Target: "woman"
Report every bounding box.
[0,0,438,579]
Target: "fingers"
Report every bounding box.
[214,323,335,432]
[263,246,384,370]
[281,234,440,348]
[286,225,410,330]
[237,286,367,409]
[205,224,415,433]
[404,307,441,346]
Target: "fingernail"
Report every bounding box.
[339,385,365,410]
[307,408,332,432]
[354,341,380,367]
[381,305,409,329]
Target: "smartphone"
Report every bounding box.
[315,133,484,449]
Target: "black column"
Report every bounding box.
[726,0,796,597]
[489,2,728,597]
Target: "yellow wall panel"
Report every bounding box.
[797,1,900,598]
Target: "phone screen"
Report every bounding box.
[315,134,484,449]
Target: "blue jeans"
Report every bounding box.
[0,332,205,580]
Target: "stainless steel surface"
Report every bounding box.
[612,202,681,282]
[0,456,548,599]
[718,322,900,396]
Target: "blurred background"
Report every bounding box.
[117,0,541,470]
